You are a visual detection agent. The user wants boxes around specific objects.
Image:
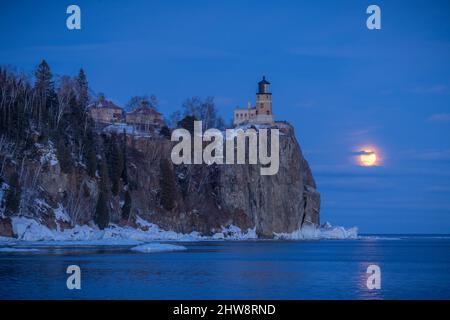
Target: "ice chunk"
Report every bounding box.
[11,217,55,241]
[273,222,358,240]
[212,225,257,240]
[130,243,187,253]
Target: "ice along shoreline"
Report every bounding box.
[0,216,358,244]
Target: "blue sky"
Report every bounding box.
[1,0,450,233]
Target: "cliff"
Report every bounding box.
[0,122,320,239]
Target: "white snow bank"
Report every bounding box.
[3,216,357,243]
[274,222,358,240]
[12,217,55,241]
[6,216,255,243]
[103,123,158,138]
[130,243,187,253]
[211,225,257,240]
[0,247,39,253]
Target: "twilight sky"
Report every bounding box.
[1,0,450,233]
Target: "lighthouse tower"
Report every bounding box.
[232,76,275,126]
[255,76,274,124]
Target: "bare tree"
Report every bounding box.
[56,76,75,128]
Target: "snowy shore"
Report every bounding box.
[0,216,358,245]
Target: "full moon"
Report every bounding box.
[360,152,377,166]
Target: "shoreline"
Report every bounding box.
[0,216,358,243]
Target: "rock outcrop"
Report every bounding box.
[0,122,320,238]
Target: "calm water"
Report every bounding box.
[0,236,449,299]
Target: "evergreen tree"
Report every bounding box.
[94,160,110,229]
[76,68,89,109]
[74,68,89,160]
[56,136,73,174]
[94,191,109,229]
[4,172,21,215]
[34,60,57,132]
[106,134,123,196]
[159,159,177,211]
[160,125,171,139]
[35,60,54,94]
[121,129,128,185]
[84,125,97,177]
[121,190,132,220]
[69,87,86,161]
[177,115,197,134]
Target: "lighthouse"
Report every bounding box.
[233,76,275,126]
[255,76,273,124]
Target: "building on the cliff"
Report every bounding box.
[233,76,274,126]
[125,100,164,132]
[88,96,124,124]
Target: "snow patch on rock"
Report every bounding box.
[54,206,70,223]
[37,142,58,166]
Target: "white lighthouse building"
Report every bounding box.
[233,76,274,126]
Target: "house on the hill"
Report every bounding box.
[125,101,164,132]
[88,96,123,124]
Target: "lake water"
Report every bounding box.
[1,235,449,299]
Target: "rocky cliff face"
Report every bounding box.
[0,122,320,238]
[217,126,320,237]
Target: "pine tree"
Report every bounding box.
[56,136,73,174]
[84,126,97,177]
[106,134,123,196]
[121,129,128,185]
[177,115,197,134]
[34,60,57,133]
[74,69,89,151]
[160,125,171,139]
[76,68,89,109]
[121,190,132,220]
[159,159,176,211]
[4,172,21,216]
[35,60,54,94]
[94,191,109,229]
[94,160,110,229]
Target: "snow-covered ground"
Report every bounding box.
[103,123,160,138]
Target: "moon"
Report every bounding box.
[360,151,377,166]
